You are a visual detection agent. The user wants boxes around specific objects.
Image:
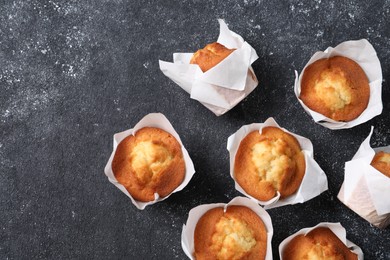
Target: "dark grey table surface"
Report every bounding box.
[1,0,390,259]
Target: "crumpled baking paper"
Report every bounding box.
[181,196,273,260]
[227,117,328,209]
[338,126,390,228]
[159,19,259,116]
[278,222,363,259]
[294,39,382,129]
[104,113,195,210]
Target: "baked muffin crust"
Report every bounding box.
[282,227,358,260]
[300,56,370,121]
[371,151,390,178]
[234,127,305,201]
[190,42,235,72]
[194,206,267,260]
[112,127,185,202]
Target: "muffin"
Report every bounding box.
[282,227,358,260]
[194,205,267,260]
[234,127,306,201]
[112,127,185,202]
[371,151,390,178]
[190,42,236,72]
[300,56,370,121]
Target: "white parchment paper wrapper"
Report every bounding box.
[104,113,195,210]
[227,117,328,209]
[181,196,273,260]
[159,19,259,116]
[278,222,363,259]
[294,39,383,129]
[338,127,390,228]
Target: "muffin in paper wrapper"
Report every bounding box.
[227,117,328,209]
[338,127,390,228]
[159,19,259,116]
[278,222,363,259]
[104,113,195,210]
[181,196,273,260]
[294,39,382,129]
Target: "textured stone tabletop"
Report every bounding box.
[1,0,390,259]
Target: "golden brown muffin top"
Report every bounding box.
[282,227,358,260]
[300,56,370,122]
[234,127,306,201]
[371,151,390,178]
[112,127,185,202]
[190,42,235,72]
[194,206,267,260]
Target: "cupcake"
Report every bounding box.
[300,56,370,122]
[371,151,390,178]
[104,113,195,210]
[227,117,328,209]
[294,39,382,129]
[181,197,274,260]
[159,19,259,116]
[190,42,236,72]
[279,223,362,260]
[194,205,267,260]
[338,127,390,228]
[112,127,185,202]
[234,126,305,201]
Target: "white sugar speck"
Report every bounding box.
[316,30,324,37]
[3,110,10,118]
[62,64,76,78]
